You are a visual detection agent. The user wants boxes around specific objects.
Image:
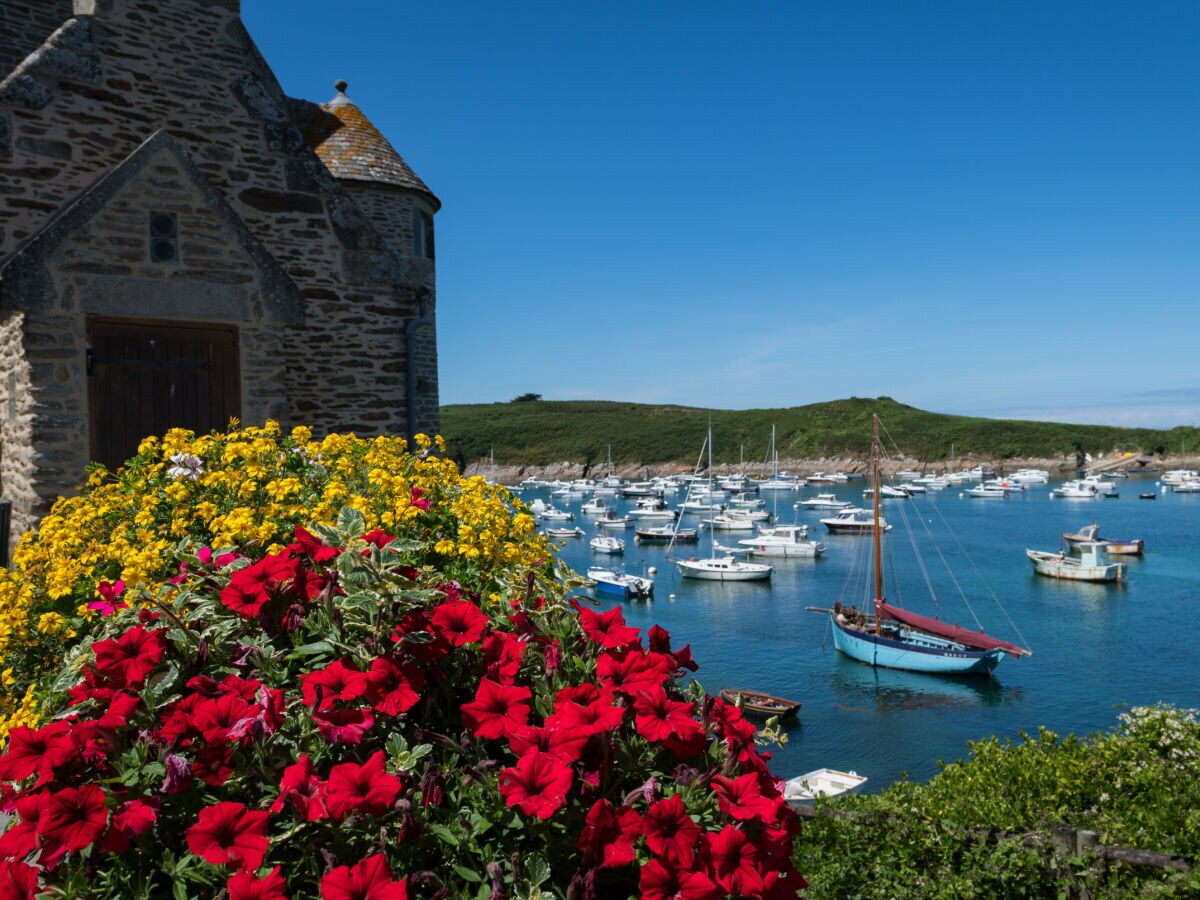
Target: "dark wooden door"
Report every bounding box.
[87,318,241,471]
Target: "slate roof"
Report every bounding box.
[302,82,439,209]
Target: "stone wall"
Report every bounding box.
[0,309,36,547]
[0,1,74,81]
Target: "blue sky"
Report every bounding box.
[243,2,1200,428]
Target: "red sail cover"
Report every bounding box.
[875,602,1030,658]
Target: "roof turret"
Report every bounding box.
[305,81,439,209]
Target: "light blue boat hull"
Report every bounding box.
[831,619,1005,675]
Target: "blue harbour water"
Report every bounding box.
[526,477,1200,791]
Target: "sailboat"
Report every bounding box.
[675,423,774,582]
[808,415,1030,675]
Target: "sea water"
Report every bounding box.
[529,477,1200,790]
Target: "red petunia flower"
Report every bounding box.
[365,656,424,716]
[302,660,370,712]
[313,708,375,744]
[320,853,409,900]
[595,647,672,696]
[578,606,641,649]
[290,525,340,563]
[363,529,398,549]
[498,750,573,820]
[507,723,589,765]
[0,721,73,784]
[185,801,271,870]
[38,784,109,853]
[647,624,700,673]
[546,686,625,736]
[100,797,160,854]
[220,553,298,618]
[0,860,40,898]
[710,772,783,823]
[638,858,720,900]
[92,625,167,689]
[271,754,330,822]
[326,751,405,821]
[481,632,526,685]
[460,679,531,741]
[632,686,708,756]
[704,824,765,896]
[430,599,489,647]
[0,791,49,859]
[191,692,256,745]
[228,865,289,900]
[577,798,642,868]
[642,794,701,867]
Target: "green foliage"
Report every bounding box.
[794,705,1200,898]
[511,393,543,403]
[440,397,1200,467]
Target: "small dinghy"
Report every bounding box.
[783,769,868,806]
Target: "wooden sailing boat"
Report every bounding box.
[808,415,1030,675]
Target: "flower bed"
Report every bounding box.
[0,424,803,897]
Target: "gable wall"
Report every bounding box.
[0,0,436,441]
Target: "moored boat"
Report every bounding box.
[808,415,1031,676]
[586,567,653,599]
[589,535,625,555]
[1061,522,1143,556]
[737,523,825,558]
[798,493,851,510]
[782,769,868,806]
[820,507,891,534]
[675,554,774,581]
[719,688,800,719]
[635,525,699,544]
[1026,543,1126,582]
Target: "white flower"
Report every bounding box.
[167,452,204,481]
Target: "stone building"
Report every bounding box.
[0,0,440,548]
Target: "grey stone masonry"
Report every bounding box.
[0,0,440,552]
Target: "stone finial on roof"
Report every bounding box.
[303,83,438,208]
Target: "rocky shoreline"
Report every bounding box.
[463,453,1200,484]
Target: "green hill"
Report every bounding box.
[438,397,1197,469]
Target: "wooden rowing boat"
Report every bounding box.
[719,688,800,719]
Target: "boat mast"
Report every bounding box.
[872,415,883,630]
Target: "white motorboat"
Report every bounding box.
[1162,469,1199,486]
[702,514,758,532]
[964,484,1010,499]
[1050,480,1101,499]
[737,523,825,558]
[798,493,851,510]
[1172,479,1200,493]
[595,510,632,529]
[782,769,868,807]
[580,496,609,516]
[537,505,575,521]
[589,535,625,555]
[543,526,584,540]
[820,507,891,534]
[1011,468,1050,484]
[675,554,774,581]
[863,484,911,499]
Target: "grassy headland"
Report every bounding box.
[439,396,1198,472]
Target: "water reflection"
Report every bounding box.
[829,657,1017,714]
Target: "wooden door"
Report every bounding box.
[87,318,241,471]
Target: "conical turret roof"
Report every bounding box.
[305,81,439,209]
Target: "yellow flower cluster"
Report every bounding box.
[0,423,550,739]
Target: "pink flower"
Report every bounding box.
[88,580,128,616]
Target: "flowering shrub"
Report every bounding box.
[0,423,539,736]
[0,426,804,897]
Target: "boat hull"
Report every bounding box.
[675,558,773,581]
[1026,550,1125,582]
[830,619,1005,675]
